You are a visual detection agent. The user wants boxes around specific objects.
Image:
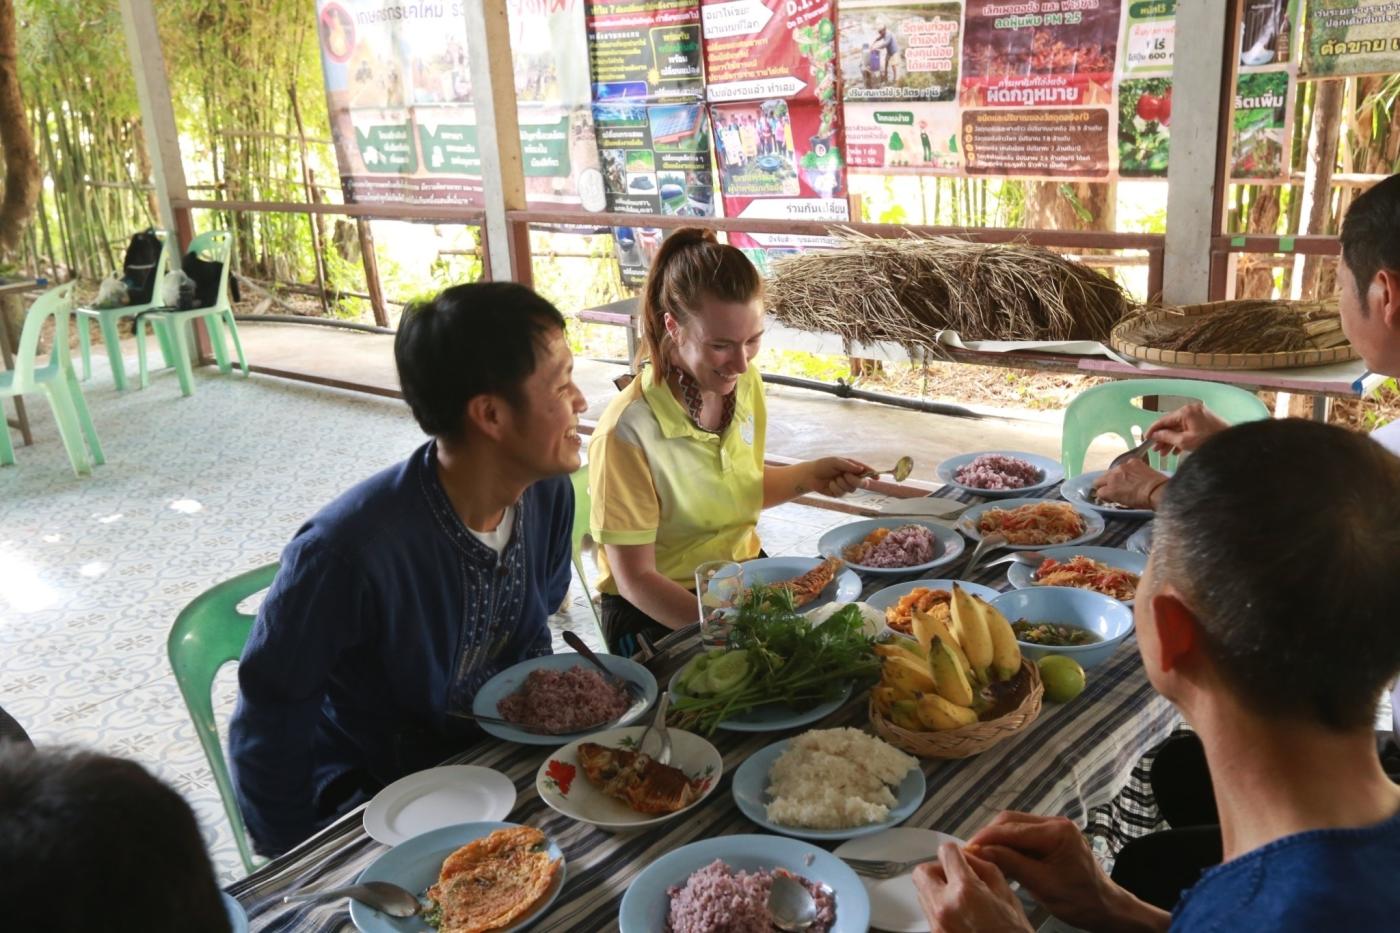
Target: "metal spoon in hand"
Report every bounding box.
[282,881,421,918]
[864,455,914,483]
[768,874,819,931]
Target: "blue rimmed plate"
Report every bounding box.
[816,519,966,576]
[472,653,657,746]
[864,578,1003,637]
[731,737,926,841]
[350,821,565,932]
[935,451,1064,499]
[1060,470,1164,520]
[618,834,870,933]
[741,555,862,611]
[668,666,852,733]
[956,498,1105,551]
[1005,546,1147,604]
[221,893,248,933]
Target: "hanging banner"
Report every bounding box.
[962,108,1111,178]
[700,0,839,104]
[1229,70,1292,180]
[595,100,715,214]
[1300,0,1400,78]
[1239,0,1293,68]
[845,102,962,173]
[586,0,706,99]
[959,0,1122,108]
[1118,0,1175,75]
[314,0,604,210]
[839,1,964,102]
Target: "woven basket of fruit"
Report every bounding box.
[867,583,1043,758]
[869,660,1043,759]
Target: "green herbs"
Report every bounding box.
[422,897,443,929]
[668,586,880,735]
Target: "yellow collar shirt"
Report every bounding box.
[587,366,766,594]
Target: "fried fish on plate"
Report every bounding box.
[427,826,560,933]
[776,557,843,608]
[577,742,704,815]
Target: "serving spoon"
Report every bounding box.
[768,874,819,931]
[958,532,1008,578]
[282,881,421,917]
[864,455,914,483]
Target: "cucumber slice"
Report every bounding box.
[677,654,712,695]
[704,649,751,693]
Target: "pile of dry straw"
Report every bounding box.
[764,234,1132,349]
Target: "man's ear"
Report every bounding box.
[464,394,507,442]
[1148,590,1200,675]
[1373,267,1400,331]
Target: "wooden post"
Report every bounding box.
[356,219,390,327]
[462,0,527,283]
[118,0,188,238]
[118,0,207,358]
[1162,0,1235,304]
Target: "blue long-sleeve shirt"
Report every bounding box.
[228,442,573,855]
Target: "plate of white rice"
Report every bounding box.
[618,834,870,933]
[731,728,925,841]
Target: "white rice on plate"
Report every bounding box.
[765,728,918,829]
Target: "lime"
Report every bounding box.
[1038,655,1087,703]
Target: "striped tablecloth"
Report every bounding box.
[228,487,1178,932]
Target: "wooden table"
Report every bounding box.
[0,278,39,446]
[227,487,1176,932]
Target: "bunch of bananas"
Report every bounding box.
[872,585,1023,732]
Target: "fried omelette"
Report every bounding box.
[426,826,560,933]
[577,742,704,814]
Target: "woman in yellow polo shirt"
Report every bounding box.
[588,228,871,653]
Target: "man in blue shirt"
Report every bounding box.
[228,282,587,856]
[913,418,1400,932]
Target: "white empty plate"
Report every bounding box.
[834,827,964,932]
[363,765,517,846]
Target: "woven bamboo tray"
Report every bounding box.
[868,659,1043,759]
[1110,300,1359,371]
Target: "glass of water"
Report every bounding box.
[695,560,743,648]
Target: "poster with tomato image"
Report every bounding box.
[959,0,1122,108]
[1117,78,1171,177]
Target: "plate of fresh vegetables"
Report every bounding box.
[667,586,880,735]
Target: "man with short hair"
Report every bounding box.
[915,419,1400,931]
[0,745,230,932]
[229,282,587,856]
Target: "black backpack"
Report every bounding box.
[120,228,163,304]
[180,250,242,309]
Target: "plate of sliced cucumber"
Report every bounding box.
[667,649,852,733]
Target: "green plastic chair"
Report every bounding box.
[570,464,604,639]
[1061,378,1272,477]
[76,229,177,390]
[166,562,279,875]
[0,283,105,477]
[135,230,249,397]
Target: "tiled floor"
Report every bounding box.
[0,357,856,881]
